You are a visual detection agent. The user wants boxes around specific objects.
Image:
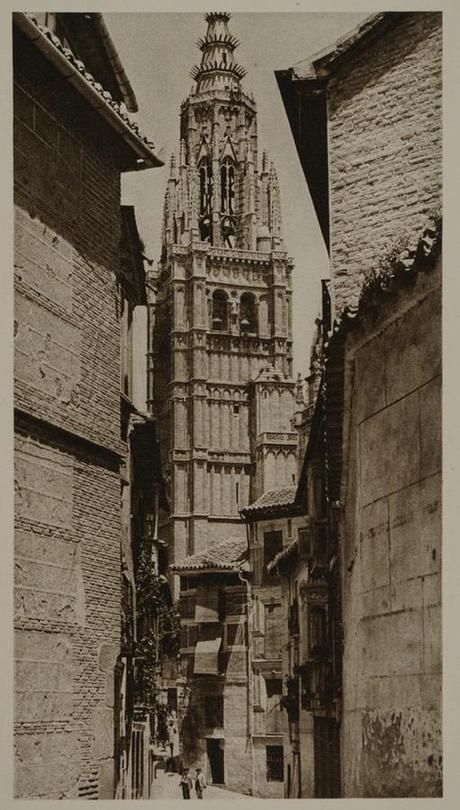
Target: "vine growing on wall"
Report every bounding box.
[135,546,180,712]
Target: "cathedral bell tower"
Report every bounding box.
[152,12,298,575]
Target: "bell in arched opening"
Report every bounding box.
[239,292,257,334]
[211,289,229,331]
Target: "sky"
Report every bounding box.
[105,12,367,390]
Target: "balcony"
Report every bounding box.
[300,660,334,711]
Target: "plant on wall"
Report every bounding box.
[135,546,180,715]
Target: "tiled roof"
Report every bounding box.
[327,217,441,343]
[291,13,404,80]
[240,486,298,518]
[170,537,247,573]
[15,12,162,168]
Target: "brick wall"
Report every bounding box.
[340,258,441,797]
[328,13,442,313]
[13,81,122,452]
[14,33,124,799]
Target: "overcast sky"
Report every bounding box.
[105,12,367,383]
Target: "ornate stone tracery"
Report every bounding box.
[150,12,299,563]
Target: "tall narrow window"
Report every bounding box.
[221,158,235,215]
[120,296,133,398]
[221,158,236,247]
[199,158,212,243]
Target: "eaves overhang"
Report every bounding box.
[14,12,163,170]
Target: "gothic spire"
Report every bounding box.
[191,12,246,93]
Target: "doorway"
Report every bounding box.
[206,738,225,785]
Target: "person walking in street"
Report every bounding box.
[194,767,207,799]
[179,768,193,800]
[166,720,177,772]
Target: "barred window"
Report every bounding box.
[266,745,284,782]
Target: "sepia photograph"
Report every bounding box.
[11,6,442,801]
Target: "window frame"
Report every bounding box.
[266,745,284,782]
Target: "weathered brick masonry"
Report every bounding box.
[14,30,126,799]
[328,12,442,313]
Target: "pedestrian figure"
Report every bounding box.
[180,768,193,800]
[167,720,176,757]
[194,767,207,799]
[166,720,177,772]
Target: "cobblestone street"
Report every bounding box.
[150,769,254,801]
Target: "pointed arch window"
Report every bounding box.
[240,292,258,335]
[220,157,236,248]
[221,158,235,215]
[212,290,229,332]
[199,157,213,242]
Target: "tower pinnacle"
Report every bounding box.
[191,12,246,93]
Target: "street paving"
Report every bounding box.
[150,769,255,800]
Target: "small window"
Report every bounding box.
[266,745,284,782]
[287,519,292,538]
[233,404,240,415]
[205,694,224,728]
[235,482,239,506]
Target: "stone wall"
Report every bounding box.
[14,36,123,799]
[328,12,442,314]
[340,257,442,796]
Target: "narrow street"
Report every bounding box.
[150,769,254,801]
